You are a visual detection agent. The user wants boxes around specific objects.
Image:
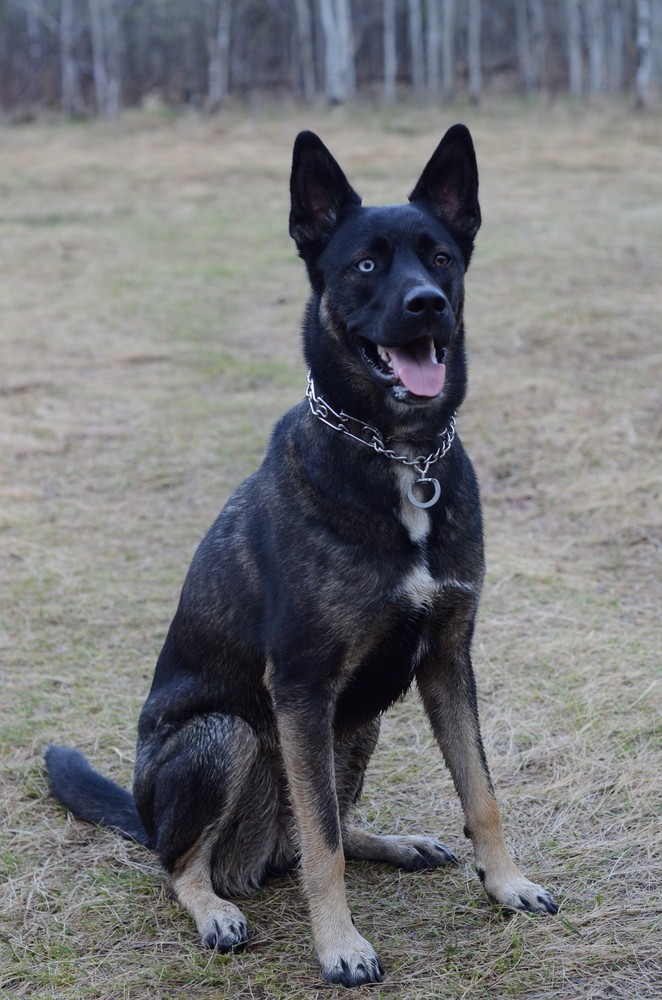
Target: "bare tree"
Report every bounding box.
[203,0,232,111]
[294,0,316,103]
[606,0,625,92]
[60,0,85,116]
[586,0,607,93]
[566,0,583,96]
[468,0,481,104]
[425,0,441,94]
[408,0,424,92]
[441,0,455,99]
[635,0,653,107]
[383,0,397,103]
[88,0,122,118]
[318,0,355,104]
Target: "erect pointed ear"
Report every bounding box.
[409,124,481,245]
[289,131,362,249]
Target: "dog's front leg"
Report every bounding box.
[417,612,557,916]
[273,686,383,986]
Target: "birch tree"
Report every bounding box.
[60,0,85,117]
[425,0,441,94]
[468,0,481,104]
[407,0,424,92]
[586,0,607,93]
[635,0,653,107]
[441,0,455,99]
[88,0,122,118]
[204,0,232,111]
[383,0,397,103]
[318,0,355,104]
[294,0,316,103]
[566,0,583,97]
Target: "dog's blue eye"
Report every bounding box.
[356,258,375,273]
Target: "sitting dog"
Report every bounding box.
[46,124,557,987]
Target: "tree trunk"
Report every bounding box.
[104,0,122,119]
[89,0,109,114]
[294,0,316,102]
[566,0,583,97]
[467,0,481,105]
[60,0,85,117]
[408,0,424,93]
[441,0,455,100]
[516,0,531,93]
[635,0,652,108]
[383,0,397,103]
[426,0,441,94]
[204,0,232,111]
[586,0,607,94]
[318,0,354,104]
[606,0,625,92]
[336,0,356,100]
[529,0,545,92]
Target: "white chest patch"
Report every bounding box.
[393,464,430,543]
[398,563,438,609]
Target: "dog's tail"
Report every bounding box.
[44,745,152,847]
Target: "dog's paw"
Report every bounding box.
[393,834,457,871]
[482,870,558,915]
[318,933,384,987]
[201,905,249,952]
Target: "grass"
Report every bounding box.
[1,100,661,998]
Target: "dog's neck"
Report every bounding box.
[305,373,456,509]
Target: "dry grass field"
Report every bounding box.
[1,101,660,999]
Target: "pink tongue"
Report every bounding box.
[387,345,446,397]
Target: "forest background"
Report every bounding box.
[1,0,662,120]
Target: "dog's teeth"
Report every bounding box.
[377,345,390,364]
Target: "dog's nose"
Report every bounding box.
[404,285,447,317]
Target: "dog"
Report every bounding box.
[45,124,557,987]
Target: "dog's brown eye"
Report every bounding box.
[356,258,375,273]
[434,252,451,268]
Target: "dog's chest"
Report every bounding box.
[393,464,431,544]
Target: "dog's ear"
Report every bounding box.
[409,124,481,259]
[289,131,362,249]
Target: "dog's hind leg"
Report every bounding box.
[171,833,249,952]
[334,720,457,871]
[136,713,292,951]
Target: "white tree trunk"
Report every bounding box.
[441,0,455,99]
[408,0,425,92]
[586,0,607,93]
[319,0,354,103]
[425,0,441,94]
[205,0,232,111]
[606,0,625,92]
[383,0,397,103]
[89,0,109,114]
[566,0,583,97]
[294,0,316,102]
[635,0,652,107]
[60,0,85,117]
[467,0,481,105]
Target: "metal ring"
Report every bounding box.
[407,477,441,509]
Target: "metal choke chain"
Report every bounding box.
[305,372,456,509]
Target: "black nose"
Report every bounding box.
[404,285,447,317]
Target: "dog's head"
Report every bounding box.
[290,126,480,423]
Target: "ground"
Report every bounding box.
[1,100,660,999]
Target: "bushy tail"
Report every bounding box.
[44,745,151,848]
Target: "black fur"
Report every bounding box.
[45,125,556,987]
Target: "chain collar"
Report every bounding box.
[305,372,456,509]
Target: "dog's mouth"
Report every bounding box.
[357,335,447,399]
